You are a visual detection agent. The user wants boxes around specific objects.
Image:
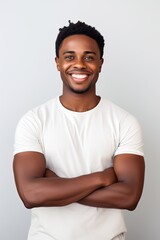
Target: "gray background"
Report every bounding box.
[0,0,160,239]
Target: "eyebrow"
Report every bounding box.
[63,51,96,55]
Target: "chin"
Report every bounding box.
[70,86,91,94]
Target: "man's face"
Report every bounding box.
[55,34,103,94]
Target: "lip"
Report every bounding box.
[68,70,92,75]
[67,70,92,83]
[69,73,89,83]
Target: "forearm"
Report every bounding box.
[78,155,145,210]
[41,167,118,208]
[22,172,103,208]
[78,181,143,210]
[79,183,131,208]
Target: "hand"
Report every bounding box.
[100,167,117,187]
[44,168,58,178]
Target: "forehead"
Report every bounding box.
[59,34,100,53]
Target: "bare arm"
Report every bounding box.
[13,151,117,208]
[78,154,145,210]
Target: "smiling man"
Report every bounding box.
[56,34,103,96]
[13,21,145,240]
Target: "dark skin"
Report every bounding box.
[13,34,145,210]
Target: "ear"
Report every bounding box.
[99,58,104,73]
[55,57,60,71]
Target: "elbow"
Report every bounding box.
[14,185,37,209]
[122,183,144,211]
[22,197,36,209]
[19,189,39,209]
[125,194,141,211]
[126,202,138,211]
[23,200,34,209]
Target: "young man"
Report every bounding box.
[13,21,145,240]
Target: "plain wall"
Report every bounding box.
[0,0,160,239]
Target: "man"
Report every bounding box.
[13,21,145,240]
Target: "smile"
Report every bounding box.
[71,74,88,79]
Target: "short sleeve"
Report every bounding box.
[114,114,144,157]
[13,110,43,155]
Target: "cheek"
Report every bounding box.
[57,65,60,71]
[99,66,102,73]
[93,66,102,74]
[59,62,70,72]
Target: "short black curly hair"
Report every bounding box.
[55,21,105,59]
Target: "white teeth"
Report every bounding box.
[72,74,87,79]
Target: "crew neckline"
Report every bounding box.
[57,96,102,115]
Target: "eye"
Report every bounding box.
[84,55,94,61]
[64,55,74,61]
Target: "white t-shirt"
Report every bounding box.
[14,97,144,240]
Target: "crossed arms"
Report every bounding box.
[13,151,145,210]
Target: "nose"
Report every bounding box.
[73,58,86,69]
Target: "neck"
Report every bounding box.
[60,92,100,112]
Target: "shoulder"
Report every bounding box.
[15,97,59,133]
[101,99,144,157]
[100,98,132,120]
[100,98,142,129]
[32,97,58,117]
[19,97,58,122]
